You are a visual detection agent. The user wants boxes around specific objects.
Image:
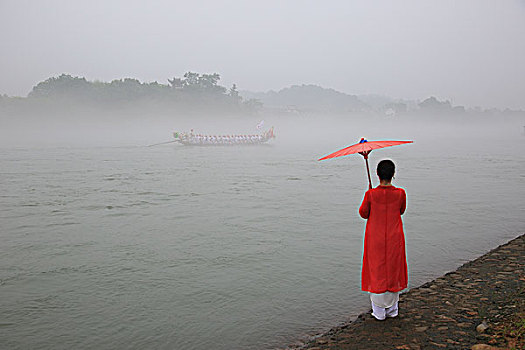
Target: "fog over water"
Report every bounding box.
[1,112,524,349]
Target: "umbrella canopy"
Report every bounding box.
[318,139,413,161]
[318,138,413,189]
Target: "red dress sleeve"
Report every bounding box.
[359,190,371,219]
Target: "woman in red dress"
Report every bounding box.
[359,159,408,320]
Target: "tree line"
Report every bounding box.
[1,72,262,114]
[1,74,522,119]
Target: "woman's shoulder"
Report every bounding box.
[394,187,406,198]
[373,185,404,190]
[373,185,406,195]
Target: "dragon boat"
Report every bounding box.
[172,127,275,146]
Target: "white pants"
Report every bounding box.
[370,292,399,320]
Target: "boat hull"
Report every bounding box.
[173,128,275,146]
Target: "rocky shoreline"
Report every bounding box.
[287,234,524,350]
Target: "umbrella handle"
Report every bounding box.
[364,156,372,189]
[360,151,373,189]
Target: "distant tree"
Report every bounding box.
[199,73,220,89]
[168,77,183,89]
[29,74,91,99]
[172,72,227,96]
[176,72,226,97]
[229,84,242,104]
[182,72,200,88]
[200,73,226,95]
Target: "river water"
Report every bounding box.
[1,116,524,349]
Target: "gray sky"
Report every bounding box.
[1,0,524,109]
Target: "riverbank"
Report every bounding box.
[288,234,524,350]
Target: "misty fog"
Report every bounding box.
[0,107,522,151]
[1,0,525,109]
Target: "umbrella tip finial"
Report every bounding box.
[359,137,367,143]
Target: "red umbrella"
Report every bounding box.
[319,138,413,189]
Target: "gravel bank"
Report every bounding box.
[289,234,524,350]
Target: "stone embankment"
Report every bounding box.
[291,234,524,350]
